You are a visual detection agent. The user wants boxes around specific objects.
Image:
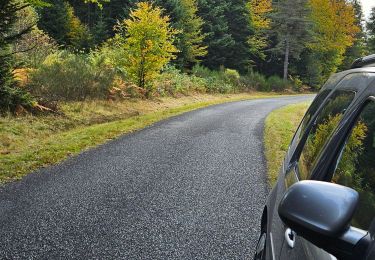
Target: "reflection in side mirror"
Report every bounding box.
[278,181,370,260]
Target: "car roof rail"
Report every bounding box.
[351,54,375,69]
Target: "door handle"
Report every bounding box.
[285,228,296,249]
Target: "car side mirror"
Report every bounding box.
[278,181,370,260]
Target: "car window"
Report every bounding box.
[332,100,375,230]
[290,90,331,148]
[297,90,356,180]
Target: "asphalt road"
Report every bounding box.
[0,95,312,259]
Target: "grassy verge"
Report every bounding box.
[1,92,296,183]
[264,102,310,186]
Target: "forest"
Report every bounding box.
[1,0,375,113]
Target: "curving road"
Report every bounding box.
[0,95,312,259]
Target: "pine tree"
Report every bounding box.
[198,0,252,72]
[340,0,367,70]
[224,0,253,72]
[156,0,207,69]
[38,0,70,45]
[198,0,234,70]
[367,7,375,53]
[38,0,92,50]
[92,14,109,45]
[0,0,34,112]
[269,0,310,80]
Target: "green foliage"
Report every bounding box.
[242,72,268,91]
[116,2,179,93]
[157,0,207,69]
[38,0,92,50]
[0,0,35,113]
[270,0,311,80]
[367,7,375,53]
[29,51,116,101]
[192,65,239,93]
[92,16,109,45]
[267,75,292,92]
[15,27,59,68]
[197,0,252,73]
[340,0,367,70]
[154,66,207,95]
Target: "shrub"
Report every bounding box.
[192,65,238,93]
[29,51,116,101]
[241,72,269,91]
[192,64,215,78]
[154,66,206,96]
[267,75,292,92]
[289,75,304,92]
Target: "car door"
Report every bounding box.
[325,97,375,259]
[279,89,356,260]
[279,73,375,259]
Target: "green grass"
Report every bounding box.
[1,92,296,183]
[264,102,310,186]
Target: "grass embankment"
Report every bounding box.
[264,102,310,186]
[1,92,293,183]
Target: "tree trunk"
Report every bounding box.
[283,36,290,81]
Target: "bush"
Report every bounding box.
[192,65,239,93]
[29,51,117,101]
[267,75,292,92]
[154,66,206,96]
[241,72,269,91]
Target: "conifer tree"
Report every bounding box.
[367,7,375,53]
[340,0,367,70]
[38,0,92,50]
[224,0,253,72]
[270,0,310,80]
[156,0,207,69]
[198,0,252,72]
[197,0,234,70]
[0,0,34,112]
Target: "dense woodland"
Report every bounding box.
[1,0,375,113]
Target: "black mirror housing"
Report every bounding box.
[278,181,369,260]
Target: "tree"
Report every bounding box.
[38,0,92,50]
[270,0,310,80]
[308,0,359,81]
[156,0,207,69]
[198,0,252,72]
[224,0,253,72]
[339,0,367,70]
[65,2,93,50]
[117,2,179,93]
[247,0,272,62]
[367,7,375,53]
[0,0,35,112]
[91,14,109,45]
[197,0,234,70]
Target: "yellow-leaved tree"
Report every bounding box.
[118,2,179,94]
[247,0,272,61]
[308,0,359,78]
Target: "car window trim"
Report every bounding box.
[323,96,375,183]
[292,89,357,180]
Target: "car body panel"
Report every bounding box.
[261,68,375,260]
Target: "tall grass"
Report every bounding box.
[28,51,117,101]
